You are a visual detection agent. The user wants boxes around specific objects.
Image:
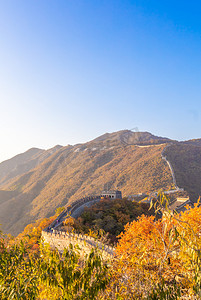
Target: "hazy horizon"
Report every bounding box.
[1,1,201,162]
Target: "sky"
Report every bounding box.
[0,0,201,162]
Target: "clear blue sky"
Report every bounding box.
[0,0,201,162]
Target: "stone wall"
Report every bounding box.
[42,195,114,260]
[41,230,114,260]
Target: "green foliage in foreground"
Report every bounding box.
[147,280,181,300]
[0,239,109,300]
[0,241,38,299]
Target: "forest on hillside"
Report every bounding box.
[70,199,154,243]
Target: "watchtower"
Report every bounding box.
[100,190,122,199]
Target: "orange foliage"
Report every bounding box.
[63,216,75,227]
[15,216,56,253]
[107,201,201,299]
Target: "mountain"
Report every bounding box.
[92,130,172,146]
[0,130,200,236]
[0,145,62,187]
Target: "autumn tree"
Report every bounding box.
[104,194,201,299]
[15,216,56,253]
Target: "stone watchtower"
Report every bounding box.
[100,190,122,199]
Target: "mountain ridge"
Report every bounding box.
[0,145,62,187]
[0,130,200,235]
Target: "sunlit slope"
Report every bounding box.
[0,146,62,187]
[0,141,172,235]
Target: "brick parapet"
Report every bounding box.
[41,230,114,259]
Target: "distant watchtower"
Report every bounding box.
[101,190,122,199]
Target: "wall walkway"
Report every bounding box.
[42,195,114,259]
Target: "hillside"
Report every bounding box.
[0,130,201,236]
[0,131,174,235]
[0,145,62,187]
[92,130,172,146]
[164,143,201,201]
[72,198,154,243]
[182,138,201,147]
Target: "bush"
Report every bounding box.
[104,193,201,299]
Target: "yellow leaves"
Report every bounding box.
[110,198,201,299]
[87,229,99,239]
[63,216,75,227]
[13,216,56,254]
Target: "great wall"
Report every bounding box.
[42,195,114,259]
[161,144,184,193]
[41,143,185,257]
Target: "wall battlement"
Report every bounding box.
[42,195,115,259]
[41,230,114,259]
